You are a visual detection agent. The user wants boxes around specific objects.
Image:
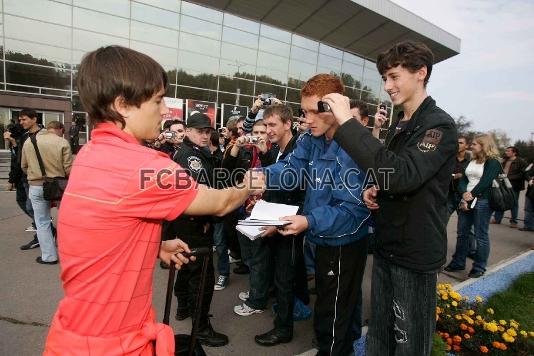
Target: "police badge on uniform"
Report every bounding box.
[187,156,203,172]
[417,128,443,153]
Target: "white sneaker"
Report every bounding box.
[233,303,263,316]
[238,290,249,301]
[229,255,241,264]
[214,275,228,291]
[25,224,37,232]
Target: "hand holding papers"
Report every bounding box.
[236,200,299,240]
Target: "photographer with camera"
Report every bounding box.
[150,119,185,158]
[242,94,282,134]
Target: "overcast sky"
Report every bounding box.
[390,0,534,143]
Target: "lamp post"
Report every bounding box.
[226,60,247,105]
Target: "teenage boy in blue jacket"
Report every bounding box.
[265,74,370,356]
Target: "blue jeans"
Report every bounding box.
[29,185,57,262]
[448,192,476,254]
[213,221,230,276]
[451,198,492,273]
[493,190,519,224]
[366,256,437,356]
[524,194,534,230]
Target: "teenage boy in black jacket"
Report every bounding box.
[323,41,457,356]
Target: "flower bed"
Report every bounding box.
[436,281,534,355]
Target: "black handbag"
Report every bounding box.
[30,134,68,201]
[488,167,515,212]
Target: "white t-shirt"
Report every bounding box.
[465,161,485,192]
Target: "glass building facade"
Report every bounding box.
[0,0,391,148]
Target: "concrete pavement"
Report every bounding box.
[0,189,533,356]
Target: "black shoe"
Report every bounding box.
[444,264,465,272]
[175,308,190,321]
[468,270,484,278]
[36,256,58,265]
[255,329,292,346]
[196,323,229,347]
[20,237,40,250]
[233,264,249,275]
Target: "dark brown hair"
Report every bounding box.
[19,109,37,119]
[301,74,344,98]
[77,46,168,128]
[349,99,369,118]
[263,104,294,124]
[376,40,434,86]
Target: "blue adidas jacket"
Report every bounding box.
[264,132,370,247]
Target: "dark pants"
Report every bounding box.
[314,237,367,356]
[174,233,215,329]
[268,235,298,336]
[366,256,437,356]
[16,179,34,221]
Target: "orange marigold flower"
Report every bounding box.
[443,333,449,339]
[452,345,461,352]
[479,345,489,353]
[460,323,468,330]
[446,344,451,351]
[452,335,462,344]
[468,327,475,334]
[464,333,470,339]
[446,338,452,345]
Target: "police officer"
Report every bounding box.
[167,113,228,347]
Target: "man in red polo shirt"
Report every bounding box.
[44,46,264,356]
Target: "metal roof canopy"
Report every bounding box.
[189,0,461,63]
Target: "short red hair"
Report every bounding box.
[301,73,344,98]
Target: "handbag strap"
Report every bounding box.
[29,132,47,178]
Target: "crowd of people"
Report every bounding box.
[3,39,533,356]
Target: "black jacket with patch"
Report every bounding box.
[334,96,457,272]
[168,137,216,237]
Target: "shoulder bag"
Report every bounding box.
[29,134,68,201]
[488,160,515,212]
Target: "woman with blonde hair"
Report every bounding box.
[445,134,501,278]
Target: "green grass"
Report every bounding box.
[484,272,534,331]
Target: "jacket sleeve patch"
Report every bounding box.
[187,156,203,172]
[417,129,443,152]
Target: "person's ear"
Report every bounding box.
[417,66,427,83]
[112,96,129,118]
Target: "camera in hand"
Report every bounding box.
[246,135,260,144]
[260,93,274,106]
[163,131,176,139]
[379,103,387,115]
[317,101,331,113]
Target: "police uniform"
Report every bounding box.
[167,113,227,346]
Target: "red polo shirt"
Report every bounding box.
[44,123,198,355]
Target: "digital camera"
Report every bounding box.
[247,136,260,144]
[260,93,274,106]
[163,131,176,139]
[317,100,331,113]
